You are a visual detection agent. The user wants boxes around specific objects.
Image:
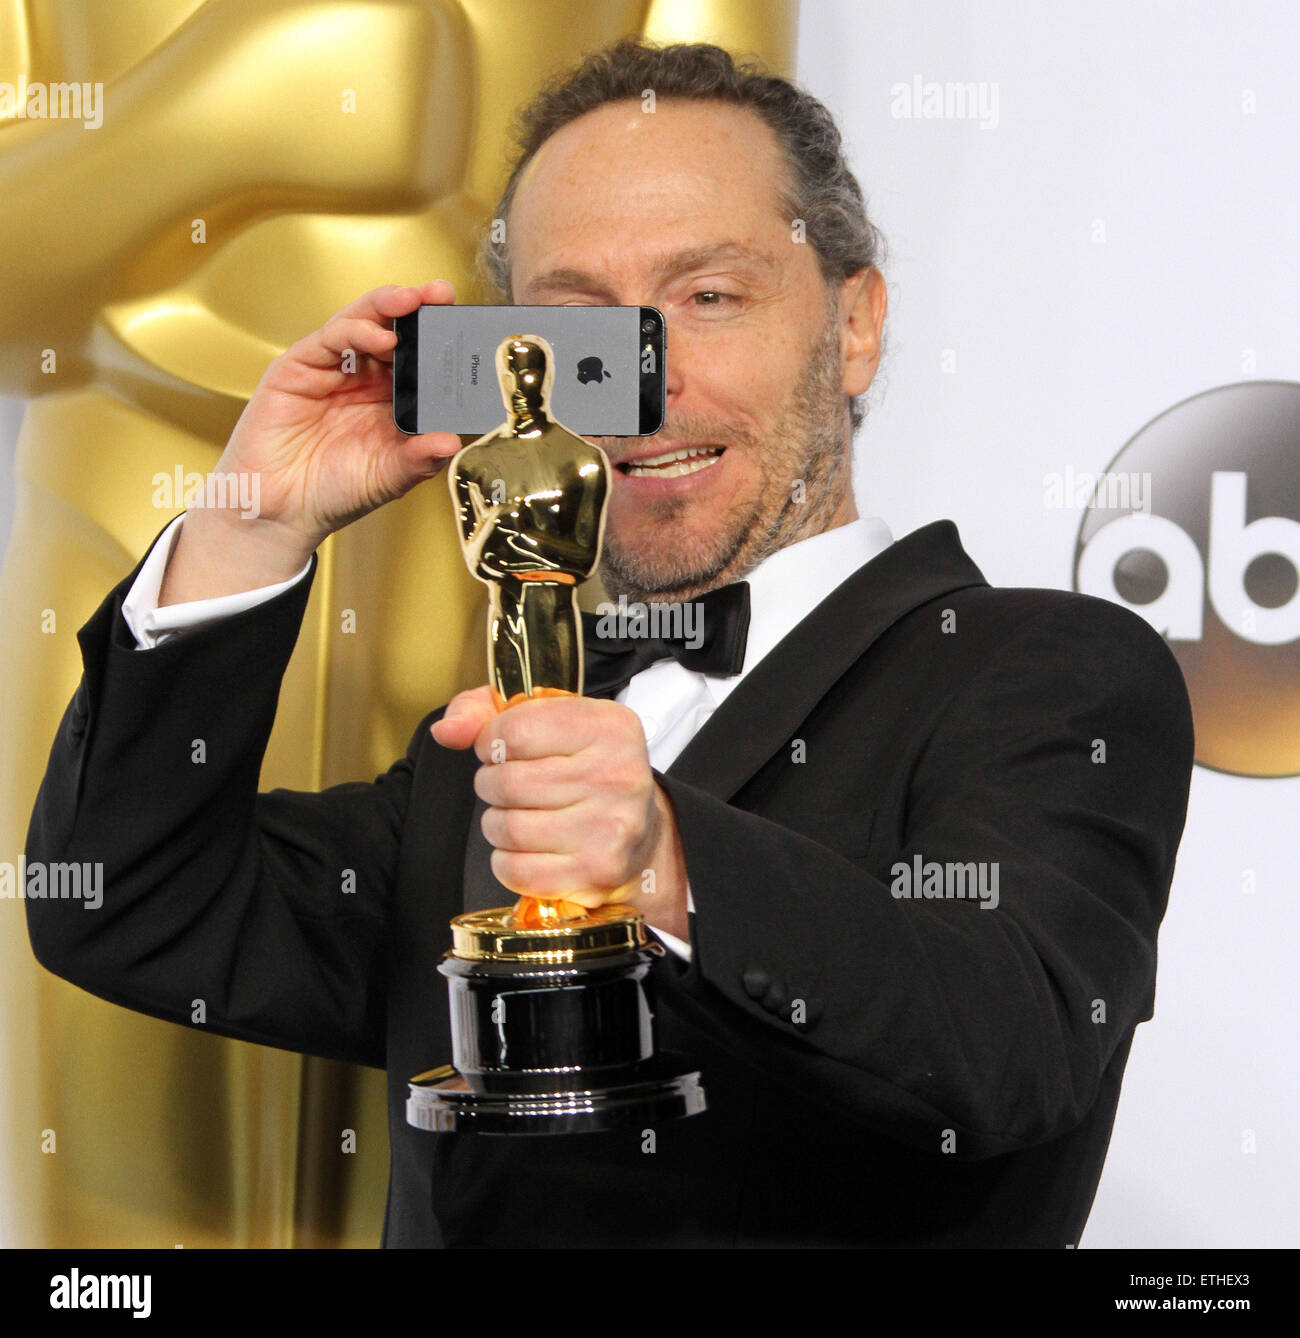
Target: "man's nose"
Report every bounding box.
[625,303,683,413]
[661,330,684,407]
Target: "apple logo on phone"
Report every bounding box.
[576,356,611,385]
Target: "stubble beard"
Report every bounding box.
[599,309,851,604]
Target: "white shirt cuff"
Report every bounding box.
[121,513,314,649]
[652,885,695,961]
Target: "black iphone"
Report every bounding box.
[392,304,665,436]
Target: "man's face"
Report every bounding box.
[509,98,871,601]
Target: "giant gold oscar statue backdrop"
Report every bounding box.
[0,0,797,1247]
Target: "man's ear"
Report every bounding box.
[839,267,887,398]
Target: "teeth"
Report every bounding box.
[623,447,722,478]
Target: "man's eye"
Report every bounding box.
[692,291,733,307]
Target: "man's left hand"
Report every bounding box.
[431,687,688,940]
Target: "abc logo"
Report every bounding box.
[1074,381,1300,777]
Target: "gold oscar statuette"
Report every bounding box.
[406,334,706,1134]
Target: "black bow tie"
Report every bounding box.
[580,582,751,698]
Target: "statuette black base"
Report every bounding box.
[407,1053,705,1135]
[407,904,706,1136]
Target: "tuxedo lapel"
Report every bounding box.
[665,521,987,801]
[463,795,512,911]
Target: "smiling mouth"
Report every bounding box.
[617,446,724,478]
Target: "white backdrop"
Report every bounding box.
[2,0,1296,1247]
[796,0,1299,1247]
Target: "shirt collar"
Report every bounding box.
[710,515,894,705]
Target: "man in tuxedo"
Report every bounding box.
[24,40,1194,1246]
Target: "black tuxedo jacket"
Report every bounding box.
[25,519,1195,1247]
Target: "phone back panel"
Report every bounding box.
[414,305,647,435]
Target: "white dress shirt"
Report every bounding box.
[120,512,894,960]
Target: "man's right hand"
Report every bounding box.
[159,281,463,605]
